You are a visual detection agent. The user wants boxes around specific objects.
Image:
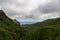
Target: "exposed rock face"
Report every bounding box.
[0,10,12,21]
[0,10,7,18]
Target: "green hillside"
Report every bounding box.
[23,18,60,30]
[0,10,60,40]
[0,10,25,40]
[22,18,60,40]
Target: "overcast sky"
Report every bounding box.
[0,0,60,24]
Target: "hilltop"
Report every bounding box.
[0,10,25,40]
[0,10,60,40]
[22,18,60,40]
[23,18,60,30]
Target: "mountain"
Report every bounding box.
[23,18,60,30]
[1,10,60,40]
[0,10,25,40]
[22,18,60,40]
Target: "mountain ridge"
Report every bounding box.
[22,18,60,40]
[23,18,60,30]
[0,10,25,40]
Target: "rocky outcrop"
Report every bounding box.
[0,10,7,18]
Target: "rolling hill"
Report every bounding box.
[22,18,60,40]
[23,18,60,30]
[0,10,60,40]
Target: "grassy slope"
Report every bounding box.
[23,18,60,30]
[0,10,24,40]
[22,18,60,40]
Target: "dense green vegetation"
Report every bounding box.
[0,10,60,40]
[23,18,60,31]
[0,10,25,40]
[22,18,60,40]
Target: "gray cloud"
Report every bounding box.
[0,0,60,22]
[36,0,60,13]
